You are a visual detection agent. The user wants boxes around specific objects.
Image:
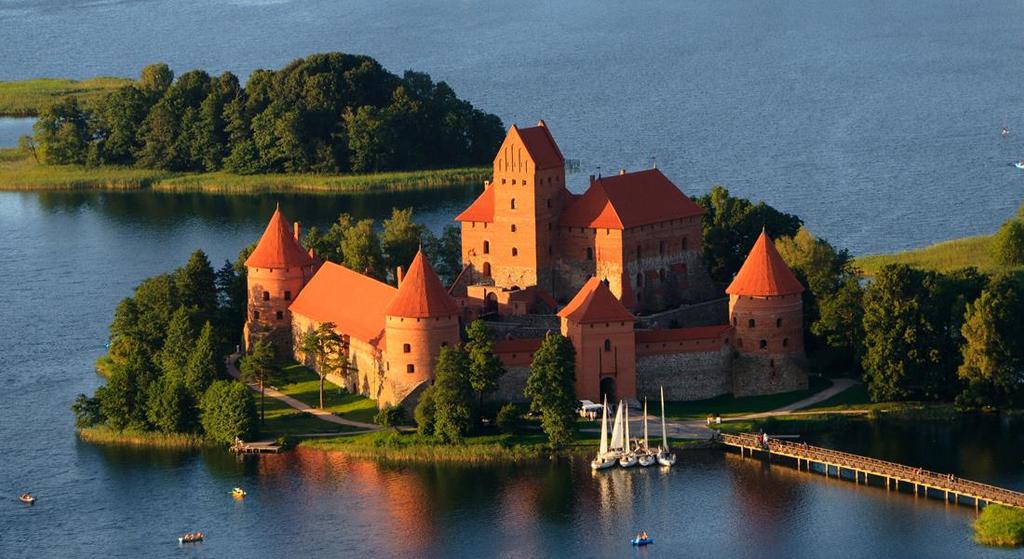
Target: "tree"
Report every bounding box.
[146,375,196,433]
[98,365,147,431]
[158,306,195,377]
[139,63,174,99]
[957,275,1024,407]
[495,403,519,434]
[34,96,91,164]
[184,321,220,396]
[431,345,474,443]
[71,394,103,428]
[424,224,462,284]
[812,277,866,369]
[176,250,218,321]
[991,219,1024,267]
[93,85,147,165]
[239,339,277,423]
[374,406,404,429]
[127,274,179,352]
[340,219,384,278]
[345,104,398,172]
[200,380,257,444]
[524,334,578,447]
[464,320,505,410]
[300,322,345,408]
[414,386,436,436]
[381,207,425,280]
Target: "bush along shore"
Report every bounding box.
[973,504,1024,547]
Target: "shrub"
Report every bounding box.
[991,219,1024,267]
[414,386,436,436]
[974,505,1024,547]
[374,405,404,428]
[495,403,519,433]
[200,380,256,444]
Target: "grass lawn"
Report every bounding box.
[272,362,378,425]
[0,77,132,116]
[663,375,832,421]
[0,148,487,193]
[855,234,1023,276]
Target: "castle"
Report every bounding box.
[243,121,808,409]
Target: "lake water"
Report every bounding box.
[0,117,35,147]
[1,0,1023,254]
[2,190,1023,558]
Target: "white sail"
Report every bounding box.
[660,387,668,450]
[599,395,609,456]
[609,401,624,452]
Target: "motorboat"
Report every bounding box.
[591,396,618,470]
[618,404,638,468]
[179,533,204,544]
[19,493,35,505]
[232,487,247,498]
[657,387,676,467]
[637,399,657,467]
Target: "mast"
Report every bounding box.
[643,398,649,449]
[599,395,609,456]
[609,401,624,452]
[624,402,631,452]
[660,386,668,450]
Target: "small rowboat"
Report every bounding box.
[19,494,35,504]
[231,487,247,498]
[630,536,654,546]
[1015,160,1024,170]
[179,533,204,544]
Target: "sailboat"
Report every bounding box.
[638,399,656,467]
[657,387,676,467]
[618,402,638,468]
[591,396,618,470]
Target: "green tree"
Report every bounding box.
[381,207,425,279]
[812,277,866,369]
[158,306,195,377]
[145,375,196,433]
[414,386,436,436]
[200,380,257,443]
[340,219,384,278]
[107,335,155,377]
[239,339,277,423]
[431,345,474,443]
[93,85,147,164]
[126,274,179,352]
[424,224,462,284]
[374,406,404,429]
[34,96,91,164]
[991,219,1024,267]
[184,321,220,396]
[495,403,519,434]
[524,334,578,447]
[345,104,398,172]
[464,320,505,409]
[71,394,103,428]
[957,275,1024,407]
[138,63,174,99]
[98,365,147,431]
[300,322,346,408]
[176,249,218,322]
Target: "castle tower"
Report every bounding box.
[244,206,314,355]
[725,230,807,395]
[383,250,462,407]
[558,278,637,402]
[457,121,569,293]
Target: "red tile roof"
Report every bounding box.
[726,231,805,297]
[635,325,732,343]
[454,183,495,223]
[557,277,636,324]
[559,169,705,230]
[245,207,314,269]
[385,251,461,318]
[493,338,543,354]
[514,121,564,170]
[289,262,396,344]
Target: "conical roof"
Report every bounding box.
[385,251,460,318]
[245,207,313,269]
[725,230,804,297]
[558,278,636,324]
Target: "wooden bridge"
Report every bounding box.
[719,433,1024,510]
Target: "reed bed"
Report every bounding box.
[77,426,212,449]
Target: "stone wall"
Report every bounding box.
[491,366,531,403]
[638,297,729,329]
[636,345,733,401]
[731,354,808,397]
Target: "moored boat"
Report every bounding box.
[618,404,638,468]
[19,493,35,504]
[637,399,656,467]
[179,532,204,544]
[657,387,676,467]
[1015,160,1024,170]
[591,396,618,470]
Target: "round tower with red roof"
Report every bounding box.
[725,230,807,395]
[383,250,462,407]
[244,206,315,355]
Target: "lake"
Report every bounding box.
[1,0,1023,254]
[1,190,1023,558]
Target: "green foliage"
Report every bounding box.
[991,219,1024,267]
[465,320,505,404]
[695,185,803,285]
[240,339,277,422]
[957,275,1024,408]
[175,250,218,321]
[32,53,502,175]
[71,394,103,428]
[145,375,196,433]
[0,77,132,117]
[424,224,462,284]
[157,306,195,377]
[98,365,148,431]
[431,345,474,443]
[200,380,257,444]
[374,405,405,428]
[340,218,384,277]
[299,322,346,409]
[812,277,866,369]
[183,321,220,396]
[525,334,578,447]
[974,505,1024,547]
[495,403,520,434]
[381,207,426,278]
[414,385,436,436]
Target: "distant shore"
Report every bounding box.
[0,149,487,194]
[0,77,132,117]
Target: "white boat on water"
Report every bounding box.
[591,396,618,470]
[619,403,638,468]
[638,399,656,467]
[1015,160,1024,170]
[657,387,676,467]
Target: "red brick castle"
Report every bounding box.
[244,122,808,408]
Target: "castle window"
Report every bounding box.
[547,198,552,208]
[776,318,782,328]
[659,241,665,256]
[262,291,270,301]
[275,311,284,320]
[783,338,789,347]
[759,339,768,350]
[403,343,411,353]
[512,247,518,256]
[406,364,415,373]
[748,319,756,328]
[682,237,689,250]
[253,311,260,320]
[511,198,516,209]
[284,290,291,301]
[483,240,490,254]
[511,224,517,233]
[586,247,593,260]
[502,178,506,184]
[604,339,611,352]
[482,262,491,276]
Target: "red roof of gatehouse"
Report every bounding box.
[557,277,636,324]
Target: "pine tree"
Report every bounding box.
[525,334,578,447]
[431,345,473,443]
[465,320,505,410]
[146,375,196,433]
[381,207,425,280]
[184,321,219,397]
[176,250,218,322]
[159,306,195,377]
[239,339,277,423]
